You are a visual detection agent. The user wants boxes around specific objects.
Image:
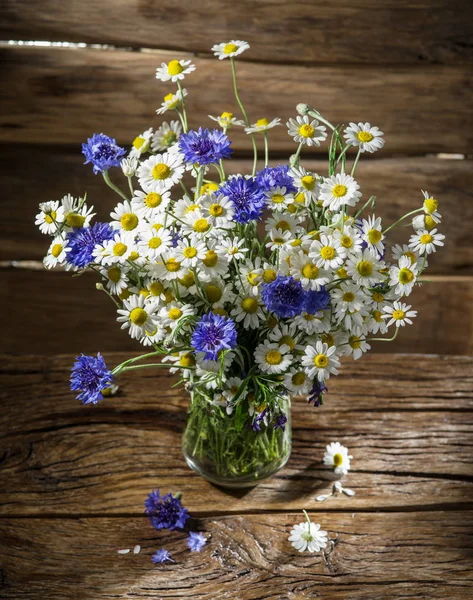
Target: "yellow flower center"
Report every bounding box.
[424,198,438,214]
[209,203,224,217]
[424,215,436,231]
[130,307,148,326]
[256,118,269,127]
[357,131,373,142]
[179,353,195,367]
[333,453,344,466]
[372,291,384,303]
[165,258,181,272]
[167,60,184,75]
[392,309,405,320]
[120,213,138,231]
[337,267,349,278]
[220,111,233,120]
[112,242,127,256]
[145,192,162,208]
[301,175,316,190]
[321,333,334,346]
[193,218,210,233]
[299,124,315,138]
[133,136,146,150]
[320,246,336,260]
[314,353,329,368]
[162,132,177,146]
[183,247,198,259]
[275,220,291,232]
[267,315,278,328]
[349,335,361,349]
[247,272,260,286]
[292,372,306,386]
[403,251,417,264]
[373,309,383,322]
[302,264,319,279]
[266,350,282,365]
[357,260,373,277]
[263,269,277,283]
[332,184,347,197]
[149,281,165,296]
[368,229,382,245]
[340,235,353,248]
[280,335,295,350]
[185,203,200,213]
[107,266,121,283]
[241,297,259,313]
[65,213,86,228]
[164,92,175,103]
[44,210,57,224]
[205,284,222,303]
[168,307,183,320]
[148,237,162,249]
[152,163,171,180]
[200,182,219,194]
[213,308,228,317]
[51,243,62,258]
[420,233,433,245]
[399,268,414,284]
[290,239,302,247]
[343,291,355,302]
[178,272,195,287]
[203,250,218,267]
[129,251,140,261]
[119,288,131,300]
[223,43,238,54]
[271,194,285,204]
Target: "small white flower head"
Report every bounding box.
[121,156,139,177]
[290,251,330,291]
[346,248,385,286]
[156,88,187,115]
[116,294,159,340]
[200,193,235,228]
[284,368,311,395]
[245,117,281,134]
[382,301,417,328]
[412,213,441,232]
[389,255,419,297]
[422,190,441,220]
[137,226,173,260]
[319,173,362,211]
[156,59,196,83]
[208,111,245,129]
[211,40,250,60]
[291,166,321,203]
[44,235,68,269]
[254,342,293,374]
[309,234,347,270]
[287,115,327,147]
[408,229,445,255]
[361,215,384,255]
[110,200,142,233]
[264,186,294,212]
[323,441,352,475]
[35,200,65,235]
[231,294,265,329]
[129,127,153,158]
[302,341,341,382]
[288,511,328,553]
[344,122,385,153]
[151,120,182,152]
[137,151,185,194]
[219,236,249,262]
[132,189,171,220]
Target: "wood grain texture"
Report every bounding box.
[1,354,472,515]
[2,146,470,272]
[1,47,473,153]
[2,0,473,65]
[1,511,473,599]
[2,269,472,355]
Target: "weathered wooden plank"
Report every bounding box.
[2,0,473,65]
[1,146,469,272]
[1,354,472,515]
[1,269,472,355]
[1,512,472,599]
[1,47,473,153]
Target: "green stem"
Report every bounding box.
[230,57,258,175]
[302,510,312,528]
[290,142,304,167]
[264,132,269,167]
[350,148,362,177]
[383,208,423,235]
[195,166,205,200]
[119,363,195,373]
[176,80,188,132]
[102,171,129,201]
[354,196,376,219]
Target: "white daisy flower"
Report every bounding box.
[222,376,247,404]
[60,194,95,230]
[421,190,441,221]
[200,278,236,308]
[129,127,153,158]
[265,186,294,212]
[291,166,321,203]
[361,215,385,255]
[254,342,293,374]
[44,235,68,269]
[173,196,202,219]
[319,173,362,211]
[121,156,139,177]
[136,227,173,259]
[344,333,371,360]
[323,441,353,475]
[382,301,417,328]
[288,513,328,553]
[137,152,185,193]
[284,368,311,395]
[101,264,130,295]
[391,244,422,266]
[175,236,207,268]
[409,229,445,255]
[200,193,235,228]
[151,120,182,152]
[265,214,304,237]
[156,59,196,83]
[219,237,248,262]
[198,247,229,278]
[35,201,64,235]
[208,111,245,129]
[389,255,419,296]
[294,310,331,335]
[156,88,187,115]
[231,294,265,329]
[181,210,214,237]
[211,40,250,60]
[290,251,330,291]
[139,323,167,347]
[310,234,347,270]
[110,200,142,233]
[132,189,171,219]
[302,341,341,382]
[266,228,294,251]
[245,117,281,134]
[159,302,195,330]
[334,225,363,256]
[116,294,159,340]
[344,122,385,153]
[412,213,441,232]
[365,309,389,335]
[346,249,385,286]
[163,350,196,376]
[287,115,327,147]
[269,323,304,354]
[331,282,370,315]
[239,259,264,295]
[149,252,186,281]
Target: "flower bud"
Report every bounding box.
[296,103,311,116]
[121,156,138,177]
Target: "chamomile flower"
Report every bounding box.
[344,333,371,360]
[222,376,247,403]
[175,237,207,268]
[265,186,294,212]
[287,115,327,147]
[60,194,95,230]
[323,442,352,475]
[334,225,363,256]
[211,40,250,60]
[266,228,293,251]
[291,166,321,203]
[163,350,196,376]
[137,152,185,193]
[302,341,341,382]
[331,282,370,316]
[200,278,236,308]
[181,210,213,237]
[159,302,195,330]
[44,235,68,269]
[132,189,171,219]
[231,294,265,329]
[173,196,202,219]
[421,190,441,222]
[389,255,419,296]
[409,229,445,255]
[310,234,347,270]
[239,259,264,295]
[288,514,328,553]
[139,323,167,347]
[284,368,311,395]
[130,128,153,158]
[361,215,384,255]
[320,173,362,211]
[149,252,186,281]
[156,59,196,83]
[344,122,385,153]
[110,201,142,233]
[101,264,130,294]
[200,193,235,228]
[382,301,417,328]
[266,214,303,237]
[254,342,293,374]
[208,111,245,129]
[269,323,304,354]
[151,120,182,152]
[219,237,249,262]
[137,227,173,259]
[35,201,64,235]
[121,156,139,177]
[412,213,441,232]
[294,310,331,335]
[365,309,388,334]
[346,249,385,286]
[199,247,229,278]
[290,251,330,291]
[156,88,187,115]
[245,117,281,134]
[117,294,159,340]
[391,244,421,266]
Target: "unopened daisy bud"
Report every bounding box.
[96,283,104,291]
[296,103,311,116]
[121,156,139,177]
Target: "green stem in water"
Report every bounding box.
[102,170,129,201]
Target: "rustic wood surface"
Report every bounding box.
[0,353,472,598]
[2,0,473,65]
[2,47,473,154]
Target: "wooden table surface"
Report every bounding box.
[1,353,472,599]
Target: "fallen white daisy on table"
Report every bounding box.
[323,441,352,475]
[288,510,328,553]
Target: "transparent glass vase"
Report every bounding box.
[182,391,291,488]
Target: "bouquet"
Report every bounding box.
[35,40,445,486]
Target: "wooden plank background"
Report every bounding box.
[0,2,472,355]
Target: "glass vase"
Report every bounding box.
[182,390,292,488]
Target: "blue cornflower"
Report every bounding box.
[251,408,268,432]
[145,489,189,531]
[170,230,180,248]
[273,412,288,431]
[307,381,328,407]
[70,353,114,405]
[179,128,232,165]
[219,175,266,223]
[191,312,237,361]
[66,222,114,268]
[82,133,126,174]
[152,548,174,564]
[261,275,306,318]
[303,286,330,314]
[186,532,207,552]
[255,164,297,193]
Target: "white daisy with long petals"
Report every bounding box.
[208,111,245,129]
[323,442,353,475]
[409,229,445,255]
[245,117,281,134]
[137,152,185,193]
[211,40,250,60]
[319,173,362,211]
[130,128,153,158]
[156,59,196,83]
[287,115,327,147]
[156,89,187,115]
[389,255,419,297]
[254,342,293,374]
[302,341,341,382]
[344,122,385,153]
[116,294,159,340]
[382,301,417,328]
[151,120,182,152]
[289,512,328,553]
